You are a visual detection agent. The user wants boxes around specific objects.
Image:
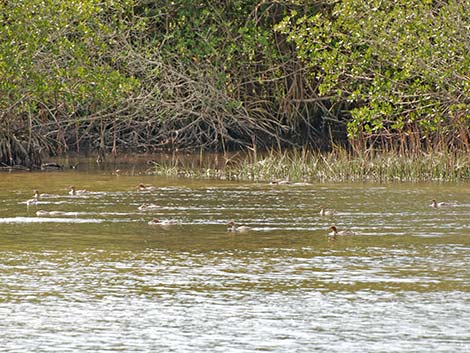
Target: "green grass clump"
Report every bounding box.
[152,148,470,183]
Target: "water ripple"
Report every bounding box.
[0,179,469,352]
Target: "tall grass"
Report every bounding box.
[151,148,470,183]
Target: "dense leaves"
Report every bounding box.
[0,0,137,114]
[277,0,470,150]
[0,0,469,166]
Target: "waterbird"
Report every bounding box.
[40,163,63,171]
[33,190,56,198]
[269,180,291,185]
[328,225,356,237]
[319,207,336,216]
[227,221,252,233]
[430,199,456,208]
[69,186,89,196]
[269,180,311,186]
[138,203,160,211]
[148,218,179,226]
[24,190,40,205]
[137,183,157,191]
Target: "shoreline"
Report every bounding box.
[3,149,469,183]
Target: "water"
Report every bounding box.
[0,169,469,352]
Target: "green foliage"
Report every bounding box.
[138,0,288,99]
[0,0,139,117]
[1,0,469,167]
[277,0,470,145]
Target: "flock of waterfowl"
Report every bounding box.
[24,183,182,227]
[22,183,456,238]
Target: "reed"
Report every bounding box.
[152,148,470,183]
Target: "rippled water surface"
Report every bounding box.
[0,170,469,352]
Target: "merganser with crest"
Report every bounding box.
[33,190,56,198]
[69,186,89,195]
[320,207,336,216]
[24,190,39,205]
[138,203,160,211]
[227,221,251,233]
[148,218,179,226]
[328,225,356,237]
[269,180,291,185]
[137,183,157,191]
[430,199,456,208]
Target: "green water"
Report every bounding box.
[0,169,469,352]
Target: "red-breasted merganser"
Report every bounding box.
[148,218,179,226]
[33,190,57,198]
[137,183,157,191]
[138,203,160,211]
[269,180,291,185]
[227,221,251,233]
[430,199,456,208]
[328,225,356,237]
[25,190,39,205]
[320,207,336,216]
[69,186,89,195]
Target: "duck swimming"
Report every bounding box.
[24,190,40,205]
[227,221,251,233]
[137,183,157,191]
[328,225,356,237]
[430,199,456,208]
[148,218,179,226]
[269,180,291,185]
[40,163,63,171]
[269,180,311,186]
[69,186,89,195]
[138,203,160,211]
[33,190,56,198]
[319,207,336,216]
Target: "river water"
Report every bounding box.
[0,167,469,352]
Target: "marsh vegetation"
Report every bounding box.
[1,1,468,172]
[151,148,470,182]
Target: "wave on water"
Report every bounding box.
[0,217,104,224]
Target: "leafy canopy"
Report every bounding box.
[276,0,470,140]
